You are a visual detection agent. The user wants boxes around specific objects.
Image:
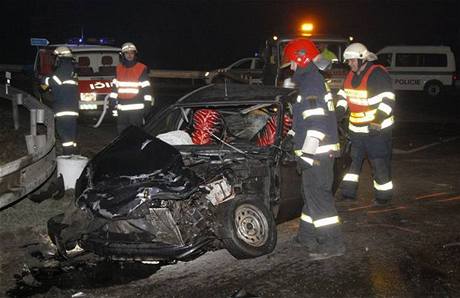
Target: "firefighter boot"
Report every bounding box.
[293,221,318,251]
[308,225,345,261]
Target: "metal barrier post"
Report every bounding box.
[12,94,21,130]
[30,109,37,136]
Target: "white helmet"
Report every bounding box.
[53,46,72,58]
[121,42,137,53]
[343,43,377,61]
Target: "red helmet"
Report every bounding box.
[283,38,320,68]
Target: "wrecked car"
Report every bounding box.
[48,84,319,262]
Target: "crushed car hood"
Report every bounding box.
[75,126,202,219]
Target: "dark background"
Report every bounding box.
[1,0,459,70]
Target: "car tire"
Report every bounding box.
[218,196,277,259]
[424,80,443,97]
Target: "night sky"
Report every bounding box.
[2,0,459,70]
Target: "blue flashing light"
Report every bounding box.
[66,36,115,46]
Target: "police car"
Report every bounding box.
[32,37,121,114]
[376,46,456,97]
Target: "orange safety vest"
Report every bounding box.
[343,65,387,125]
[115,63,146,100]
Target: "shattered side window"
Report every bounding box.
[149,108,185,136]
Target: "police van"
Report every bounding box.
[32,37,121,114]
[376,46,456,97]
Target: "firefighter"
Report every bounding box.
[336,43,395,205]
[110,42,153,133]
[42,46,79,155]
[284,38,345,260]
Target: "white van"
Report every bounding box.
[376,46,456,96]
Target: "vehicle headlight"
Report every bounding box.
[80,92,97,102]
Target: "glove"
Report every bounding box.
[369,122,381,136]
[40,84,49,91]
[295,150,316,169]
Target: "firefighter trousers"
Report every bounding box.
[341,134,393,202]
[117,109,144,133]
[298,155,342,245]
[56,114,78,154]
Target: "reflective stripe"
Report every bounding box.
[52,75,62,85]
[55,111,79,117]
[296,95,302,103]
[300,156,314,166]
[295,150,314,165]
[314,216,339,228]
[144,95,153,101]
[300,213,313,223]
[350,109,377,118]
[302,108,325,119]
[337,89,347,98]
[140,80,151,88]
[350,109,377,123]
[118,88,139,94]
[349,97,370,106]
[349,123,369,133]
[45,77,50,85]
[374,180,393,191]
[368,91,395,105]
[62,141,77,147]
[378,102,392,115]
[109,92,118,99]
[62,80,77,85]
[345,88,367,99]
[336,99,348,109]
[324,92,333,102]
[117,81,140,87]
[112,110,118,117]
[343,173,359,182]
[316,143,340,154]
[307,130,325,141]
[117,103,145,111]
[381,116,394,129]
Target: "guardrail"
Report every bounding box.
[0,83,56,209]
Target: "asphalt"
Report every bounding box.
[1,87,460,297]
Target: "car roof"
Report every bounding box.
[47,44,121,52]
[175,84,296,105]
[377,45,453,54]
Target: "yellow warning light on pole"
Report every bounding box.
[300,23,314,32]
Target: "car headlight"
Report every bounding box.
[80,92,97,102]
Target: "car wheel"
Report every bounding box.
[424,81,443,97]
[218,196,277,259]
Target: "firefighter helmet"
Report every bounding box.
[283,38,320,68]
[53,46,72,58]
[343,43,377,61]
[121,42,137,53]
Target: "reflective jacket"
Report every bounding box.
[336,62,395,135]
[42,58,79,117]
[110,61,153,111]
[291,64,340,166]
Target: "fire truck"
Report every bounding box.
[31,37,121,116]
[261,23,352,91]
